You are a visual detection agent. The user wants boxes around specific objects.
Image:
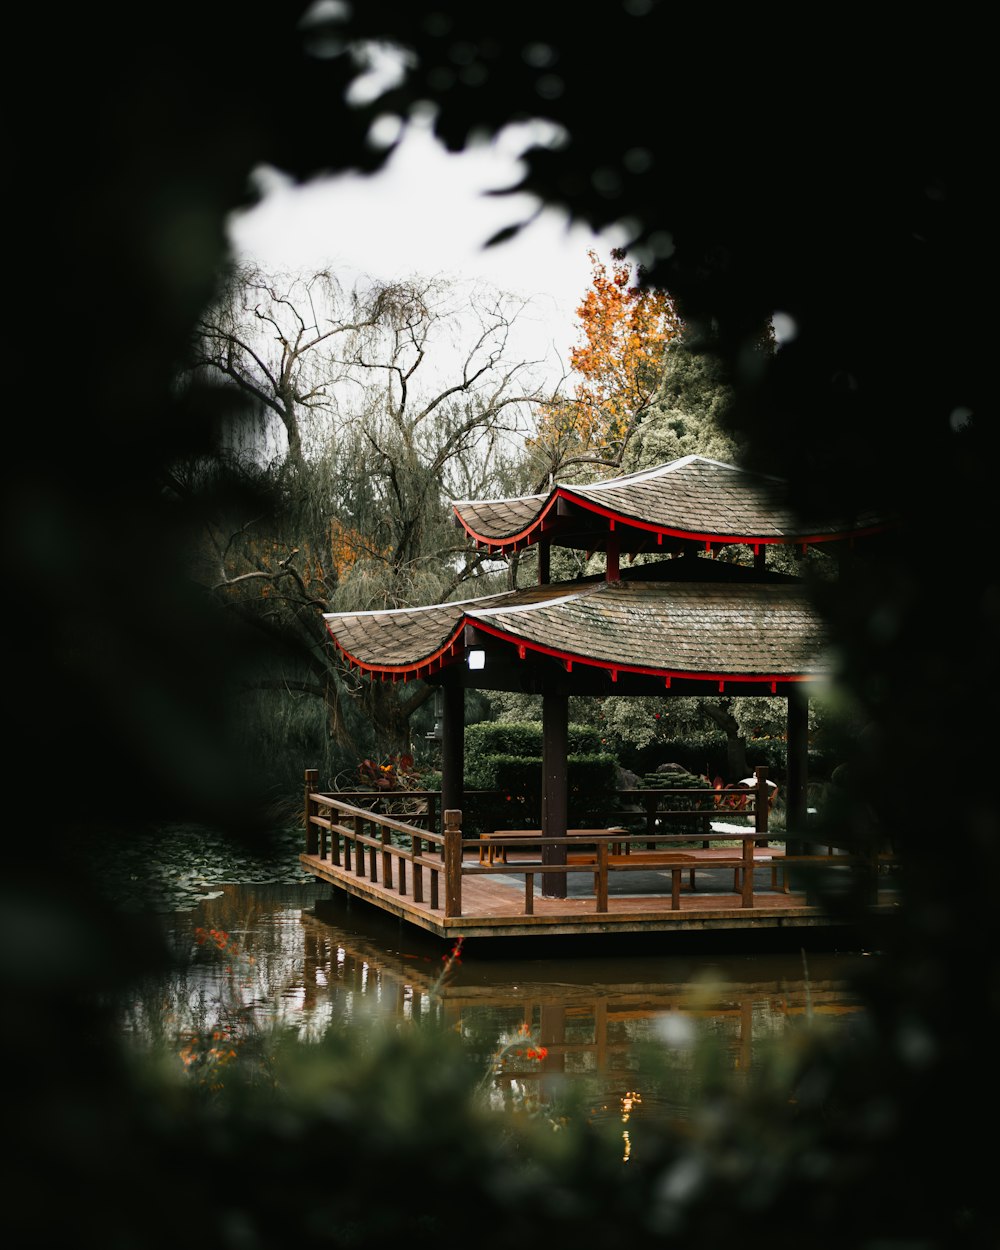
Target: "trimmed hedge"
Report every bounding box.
[463,721,617,834]
[464,720,604,758]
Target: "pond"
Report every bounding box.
[106,824,880,1158]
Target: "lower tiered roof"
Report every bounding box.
[322,558,826,692]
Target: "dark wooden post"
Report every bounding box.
[786,689,810,892]
[541,689,568,898]
[538,537,550,585]
[606,536,620,582]
[443,808,463,918]
[440,679,465,834]
[786,691,809,836]
[304,769,319,856]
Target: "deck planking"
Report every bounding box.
[299,848,899,939]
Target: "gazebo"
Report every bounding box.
[321,455,886,898]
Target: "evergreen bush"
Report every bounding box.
[463,721,617,834]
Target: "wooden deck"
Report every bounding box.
[300,845,899,940]
[300,777,899,940]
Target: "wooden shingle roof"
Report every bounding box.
[453,455,885,555]
[322,561,828,689]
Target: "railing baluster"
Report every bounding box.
[596,841,609,912]
[331,807,341,866]
[354,814,364,877]
[381,825,392,889]
[412,834,423,902]
[741,835,755,907]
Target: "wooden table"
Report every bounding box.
[480,828,629,866]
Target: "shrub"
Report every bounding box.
[463,721,617,834]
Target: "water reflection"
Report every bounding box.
[124,882,874,1149]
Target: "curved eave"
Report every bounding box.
[467,619,819,692]
[324,617,468,682]
[324,613,822,691]
[454,489,887,556]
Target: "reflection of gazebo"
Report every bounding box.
[322,456,886,898]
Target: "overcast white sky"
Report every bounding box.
[226,118,626,377]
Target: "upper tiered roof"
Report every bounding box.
[453,455,885,556]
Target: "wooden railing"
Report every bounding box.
[304,772,457,910]
[303,769,894,920]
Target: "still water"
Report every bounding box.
[122,881,877,1153]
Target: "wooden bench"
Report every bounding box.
[571,846,785,893]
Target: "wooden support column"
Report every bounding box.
[439,677,465,836]
[541,689,568,898]
[538,537,550,585]
[786,688,809,891]
[606,536,620,582]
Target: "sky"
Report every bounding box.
[226,117,626,379]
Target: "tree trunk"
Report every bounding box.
[703,700,749,779]
[365,683,412,756]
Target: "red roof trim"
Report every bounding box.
[454,488,886,553]
[466,619,813,686]
[452,492,562,548]
[323,619,467,680]
[325,615,812,685]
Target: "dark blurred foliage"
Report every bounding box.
[6,2,996,1246]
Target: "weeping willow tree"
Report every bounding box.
[180,263,547,785]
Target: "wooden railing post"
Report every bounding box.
[304,769,319,856]
[443,809,463,918]
[412,833,423,903]
[330,802,341,866]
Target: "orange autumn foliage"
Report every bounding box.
[534,248,682,458]
[221,519,385,604]
[329,517,378,580]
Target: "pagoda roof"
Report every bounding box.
[322,559,828,691]
[453,455,886,556]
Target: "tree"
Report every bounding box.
[183,265,549,770]
[619,333,747,473]
[529,247,682,482]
